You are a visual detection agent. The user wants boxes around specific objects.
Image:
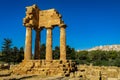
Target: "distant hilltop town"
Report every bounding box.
[88,45,120,51]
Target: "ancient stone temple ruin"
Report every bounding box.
[12,4,76,76]
[2,4,120,80]
[23,4,66,61]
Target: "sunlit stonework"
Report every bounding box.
[12,4,76,76]
[23,4,66,61]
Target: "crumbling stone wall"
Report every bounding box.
[12,60,77,76]
[0,63,10,70]
[70,64,120,80]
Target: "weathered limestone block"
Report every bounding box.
[0,63,10,70]
[107,78,118,80]
[118,69,120,79]
[39,9,63,28]
[88,76,100,80]
[70,72,75,78]
[107,68,118,78]
[23,4,39,27]
[34,61,41,68]
[107,71,118,78]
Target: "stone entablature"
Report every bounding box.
[39,9,63,28]
[23,5,64,29]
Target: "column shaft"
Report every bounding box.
[24,27,32,60]
[46,28,52,61]
[60,27,66,61]
[34,29,40,59]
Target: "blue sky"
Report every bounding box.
[0,0,120,51]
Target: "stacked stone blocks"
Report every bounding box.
[12,4,76,76]
[12,60,77,76]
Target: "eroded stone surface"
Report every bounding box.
[1,64,120,80]
[23,4,67,61]
[70,65,120,80]
[5,4,74,80]
[39,9,64,28]
[23,4,65,29]
[12,60,77,76]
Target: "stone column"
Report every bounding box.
[24,27,32,60]
[46,28,52,61]
[60,26,66,61]
[34,29,41,59]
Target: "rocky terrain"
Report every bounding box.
[1,64,120,80]
[88,44,120,51]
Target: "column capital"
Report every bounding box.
[59,24,67,28]
[46,27,53,29]
[46,27,53,32]
[45,25,54,29]
[34,27,43,31]
[23,24,33,28]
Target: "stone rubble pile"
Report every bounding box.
[70,65,120,80]
[0,63,10,70]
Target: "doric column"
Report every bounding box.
[46,28,52,61]
[24,27,32,60]
[60,25,66,61]
[34,29,41,59]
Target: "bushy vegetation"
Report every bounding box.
[75,50,120,67]
[0,38,120,67]
[52,46,120,67]
[0,38,24,64]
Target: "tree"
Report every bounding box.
[1,38,12,62]
[0,51,2,61]
[70,48,76,60]
[11,46,19,64]
[9,46,24,64]
[1,38,24,64]
[40,44,46,59]
[76,51,89,64]
[53,46,60,59]
[66,45,72,59]
[66,45,76,60]
[16,47,24,63]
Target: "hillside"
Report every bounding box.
[88,45,120,51]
